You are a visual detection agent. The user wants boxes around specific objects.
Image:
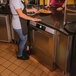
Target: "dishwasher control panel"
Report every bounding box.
[36,23,46,31]
[30,21,55,34]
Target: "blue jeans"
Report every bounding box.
[15,29,27,56]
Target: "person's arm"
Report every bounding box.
[48,0,51,6]
[26,9,34,12]
[45,0,51,8]
[26,8,39,13]
[16,8,41,21]
[62,0,69,8]
[67,8,76,13]
[57,0,69,11]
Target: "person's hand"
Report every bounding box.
[32,18,41,22]
[33,9,40,13]
[57,7,64,11]
[45,5,50,8]
[32,8,39,13]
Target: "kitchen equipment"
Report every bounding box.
[0,14,12,42]
[56,31,73,74]
[56,0,76,74]
[29,21,57,71]
[0,0,7,4]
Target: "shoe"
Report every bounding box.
[23,50,31,56]
[17,55,29,60]
[26,51,31,55]
[24,51,31,56]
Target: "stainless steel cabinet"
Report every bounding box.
[0,14,12,42]
[56,32,73,74]
[29,26,57,71]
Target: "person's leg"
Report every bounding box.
[15,29,27,56]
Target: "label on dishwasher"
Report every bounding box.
[46,27,55,34]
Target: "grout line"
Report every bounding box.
[1,64,19,76]
[40,71,44,76]
[18,67,32,76]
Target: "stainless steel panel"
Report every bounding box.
[0,0,7,4]
[31,29,56,71]
[30,21,55,34]
[56,32,73,73]
[0,14,11,42]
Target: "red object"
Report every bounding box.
[51,0,64,7]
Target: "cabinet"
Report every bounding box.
[56,32,73,74]
[29,26,56,71]
[0,14,12,42]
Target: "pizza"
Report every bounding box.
[39,9,51,14]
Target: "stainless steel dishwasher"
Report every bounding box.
[29,21,57,71]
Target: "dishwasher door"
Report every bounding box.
[30,27,57,71]
[0,14,11,42]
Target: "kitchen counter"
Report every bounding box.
[0,4,12,42]
[0,4,76,35]
[29,7,76,73]
[33,8,76,35]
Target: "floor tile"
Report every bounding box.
[0,65,6,72]
[53,71,64,76]
[3,54,12,60]
[13,59,23,66]
[19,61,30,69]
[2,61,12,68]
[2,49,11,54]
[0,49,5,53]
[41,72,49,76]
[33,67,43,76]
[9,72,18,76]
[0,52,7,57]
[20,70,31,76]
[24,59,33,64]
[0,73,2,76]
[14,66,24,75]
[7,63,18,71]
[31,62,38,68]
[30,74,36,76]
[0,42,69,76]
[0,57,6,64]
[49,71,54,76]
[1,69,12,76]
[9,56,17,63]
[0,42,11,50]
[26,64,36,72]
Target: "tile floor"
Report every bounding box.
[0,42,69,76]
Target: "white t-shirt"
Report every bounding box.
[9,0,24,29]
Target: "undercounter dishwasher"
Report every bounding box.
[29,21,57,71]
